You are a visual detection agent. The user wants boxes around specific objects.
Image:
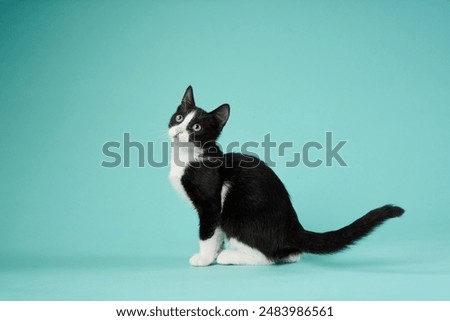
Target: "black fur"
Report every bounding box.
[169,86,404,261]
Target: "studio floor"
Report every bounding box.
[1,239,449,301]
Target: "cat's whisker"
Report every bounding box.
[148,130,170,141]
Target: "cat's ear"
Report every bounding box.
[210,104,230,128]
[181,85,195,109]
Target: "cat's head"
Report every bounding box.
[168,86,230,147]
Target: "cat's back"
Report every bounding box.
[220,153,290,197]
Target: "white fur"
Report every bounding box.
[168,111,196,142]
[189,228,223,267]
[279,253,301,263]
[169,111,201,202]
[220,181,230,210]
[216,238,274,265]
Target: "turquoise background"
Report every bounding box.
[0,0,449,300]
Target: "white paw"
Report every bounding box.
[216,250,234,265]
[189,253,214,267]
[217,249,273,265]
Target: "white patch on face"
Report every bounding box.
[220,181,231,210]
[189,228,224,267]
[216,238,273,265]
[168,111,202,202]
[168,111,196,142]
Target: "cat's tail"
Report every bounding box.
[296,205,404,254]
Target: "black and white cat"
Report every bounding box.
[168,86,404,266]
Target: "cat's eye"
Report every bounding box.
[175,114,184,122]
[192,124,202,132]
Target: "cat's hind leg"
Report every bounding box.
[216,238,273,265]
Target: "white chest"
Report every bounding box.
[169,144,202,203]
[169,157,189,202]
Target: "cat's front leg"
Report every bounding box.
[189,227,223,267]
[184,172,223,267]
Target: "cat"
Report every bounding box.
[168,86,404,266]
